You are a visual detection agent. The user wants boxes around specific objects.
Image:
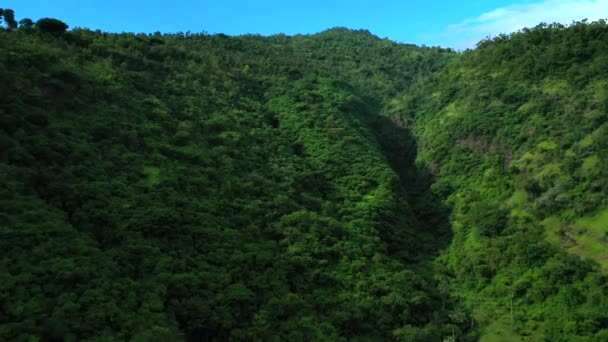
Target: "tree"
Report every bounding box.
[18,18,34,30]
[36,18,68,34]
[2,9,17,30]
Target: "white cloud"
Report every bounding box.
[444,0,608,50]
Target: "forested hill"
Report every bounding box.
[1,10,607,341]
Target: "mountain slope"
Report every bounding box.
[1,12,608,341]
[0,18,459,341]
[398,21,608,340]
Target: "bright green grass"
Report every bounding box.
[577,209,608,234]
[574,209,608,270]
[543,210,608,271]
[480,319,523,342]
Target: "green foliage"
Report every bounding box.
[0,9,457,341]
[1,8,607,341]
[35,18,68,34]
[0,8,17,30]
[404,19,608,340]
[18,18,34,30]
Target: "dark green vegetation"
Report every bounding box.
[1,9,607,341]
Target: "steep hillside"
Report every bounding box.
[1,10,608,341]
[398,21,608,340]
[0,14,460,341]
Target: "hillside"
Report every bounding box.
[1,10,607,341]
[398,21,608,340]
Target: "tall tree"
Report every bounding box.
[2,9,17,30]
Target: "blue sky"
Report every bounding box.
[4,1,607,49]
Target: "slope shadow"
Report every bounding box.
[369,115,453,262]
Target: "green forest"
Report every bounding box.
[1,9,607,341]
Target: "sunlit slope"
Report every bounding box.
[400,21,608,340]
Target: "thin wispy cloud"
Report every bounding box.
[444,0,608,50]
